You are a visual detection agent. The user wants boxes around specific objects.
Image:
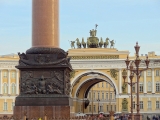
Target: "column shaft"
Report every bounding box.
[119,69,122,94]
[152,69,155,93]
[32,0,59,47]
[8,70,10,94]
[127,70,130,93]
[16,70,19,95]
[144,71,147,93]
[0,70,2,94]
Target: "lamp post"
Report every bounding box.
[97,97,100,114]
[124,42,150,120]
[122,69,136,120]
[109,84,114,120]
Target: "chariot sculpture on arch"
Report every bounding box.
[69,24,116,49]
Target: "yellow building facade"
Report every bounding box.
[0,54,19,116]
[0,49,160,119]
[68,48,160,119]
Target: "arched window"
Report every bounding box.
[11,83,16,94]
[3,83,8,94]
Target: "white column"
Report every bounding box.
[143,71,147,93]
[16,69,19,95]
[152,69,155,93]
[127,70,130,94]
[8,69,11,95]
[119,69,122,94]
[135,77,137,93]
[0,69,2,94]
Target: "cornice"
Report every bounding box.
[70,59,160,69]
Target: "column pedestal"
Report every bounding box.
[13,47,73,119]
[134,114,142,120]
[14,106,70,119]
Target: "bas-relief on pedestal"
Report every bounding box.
[14,47,73,119]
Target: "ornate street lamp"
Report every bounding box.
[122,69,136,120]
[124,42,150,120]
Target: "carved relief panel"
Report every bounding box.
[20,70,66,96]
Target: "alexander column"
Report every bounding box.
[14,0,72,119]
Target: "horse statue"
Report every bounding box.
[104,37,110,48]
[69,40,75,49]
[99,37,104,48]
[81,38,86,48]
[87,37,91,48]
[110,39,115,48]
[76,38,81,48]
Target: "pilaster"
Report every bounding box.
[0,69,2,95]
[152,68,155,94]
[16,69,19,95]
[8,69,11,95]
[118,69,122,94]
[127,70,130,93]
[143,71,147,93]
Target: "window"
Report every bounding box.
[12,102,15,111]
[106,105,108,111]
[110,93,112,100]
[156,101,160,109]
[102,82,104,87]
[3,72,7,78]
[4,102,7,111]
[93,92,95,100]
[11,72,16,78]
[133,101,135,109]
[88,92,91,99]
[106,93,108,100]
[113,94,115,100]
[148,101,151,109]
[139,83,143,92]
[97,83,100,88]
[106,83,108,88]
[156,70,160,76]
[100,106,103,112]
[3,83,8,94]
[140,72,143,76]
[147,70,151,76]
[102,93,104,100]
[156,83,160,92]
[132,85,135,93]
[11,84,16,94]
[94,105,96,112]
[140,101,143,109]
[78,105,81,112]
[89,105,91,112]
[98,92,100,99]
[148,82,152,92]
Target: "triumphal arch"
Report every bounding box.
[68,27,130,114]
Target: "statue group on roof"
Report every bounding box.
[69,24,116,49]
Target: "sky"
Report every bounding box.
[0,0,160,56]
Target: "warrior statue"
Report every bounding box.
[104,37,110,48]
[122,98,128,111]
[38,76,46,94]
[81,38,86,48]
[76,38,81,48]
[87,38,91,48]
[110,39,115,48]
[99,37,104,48]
